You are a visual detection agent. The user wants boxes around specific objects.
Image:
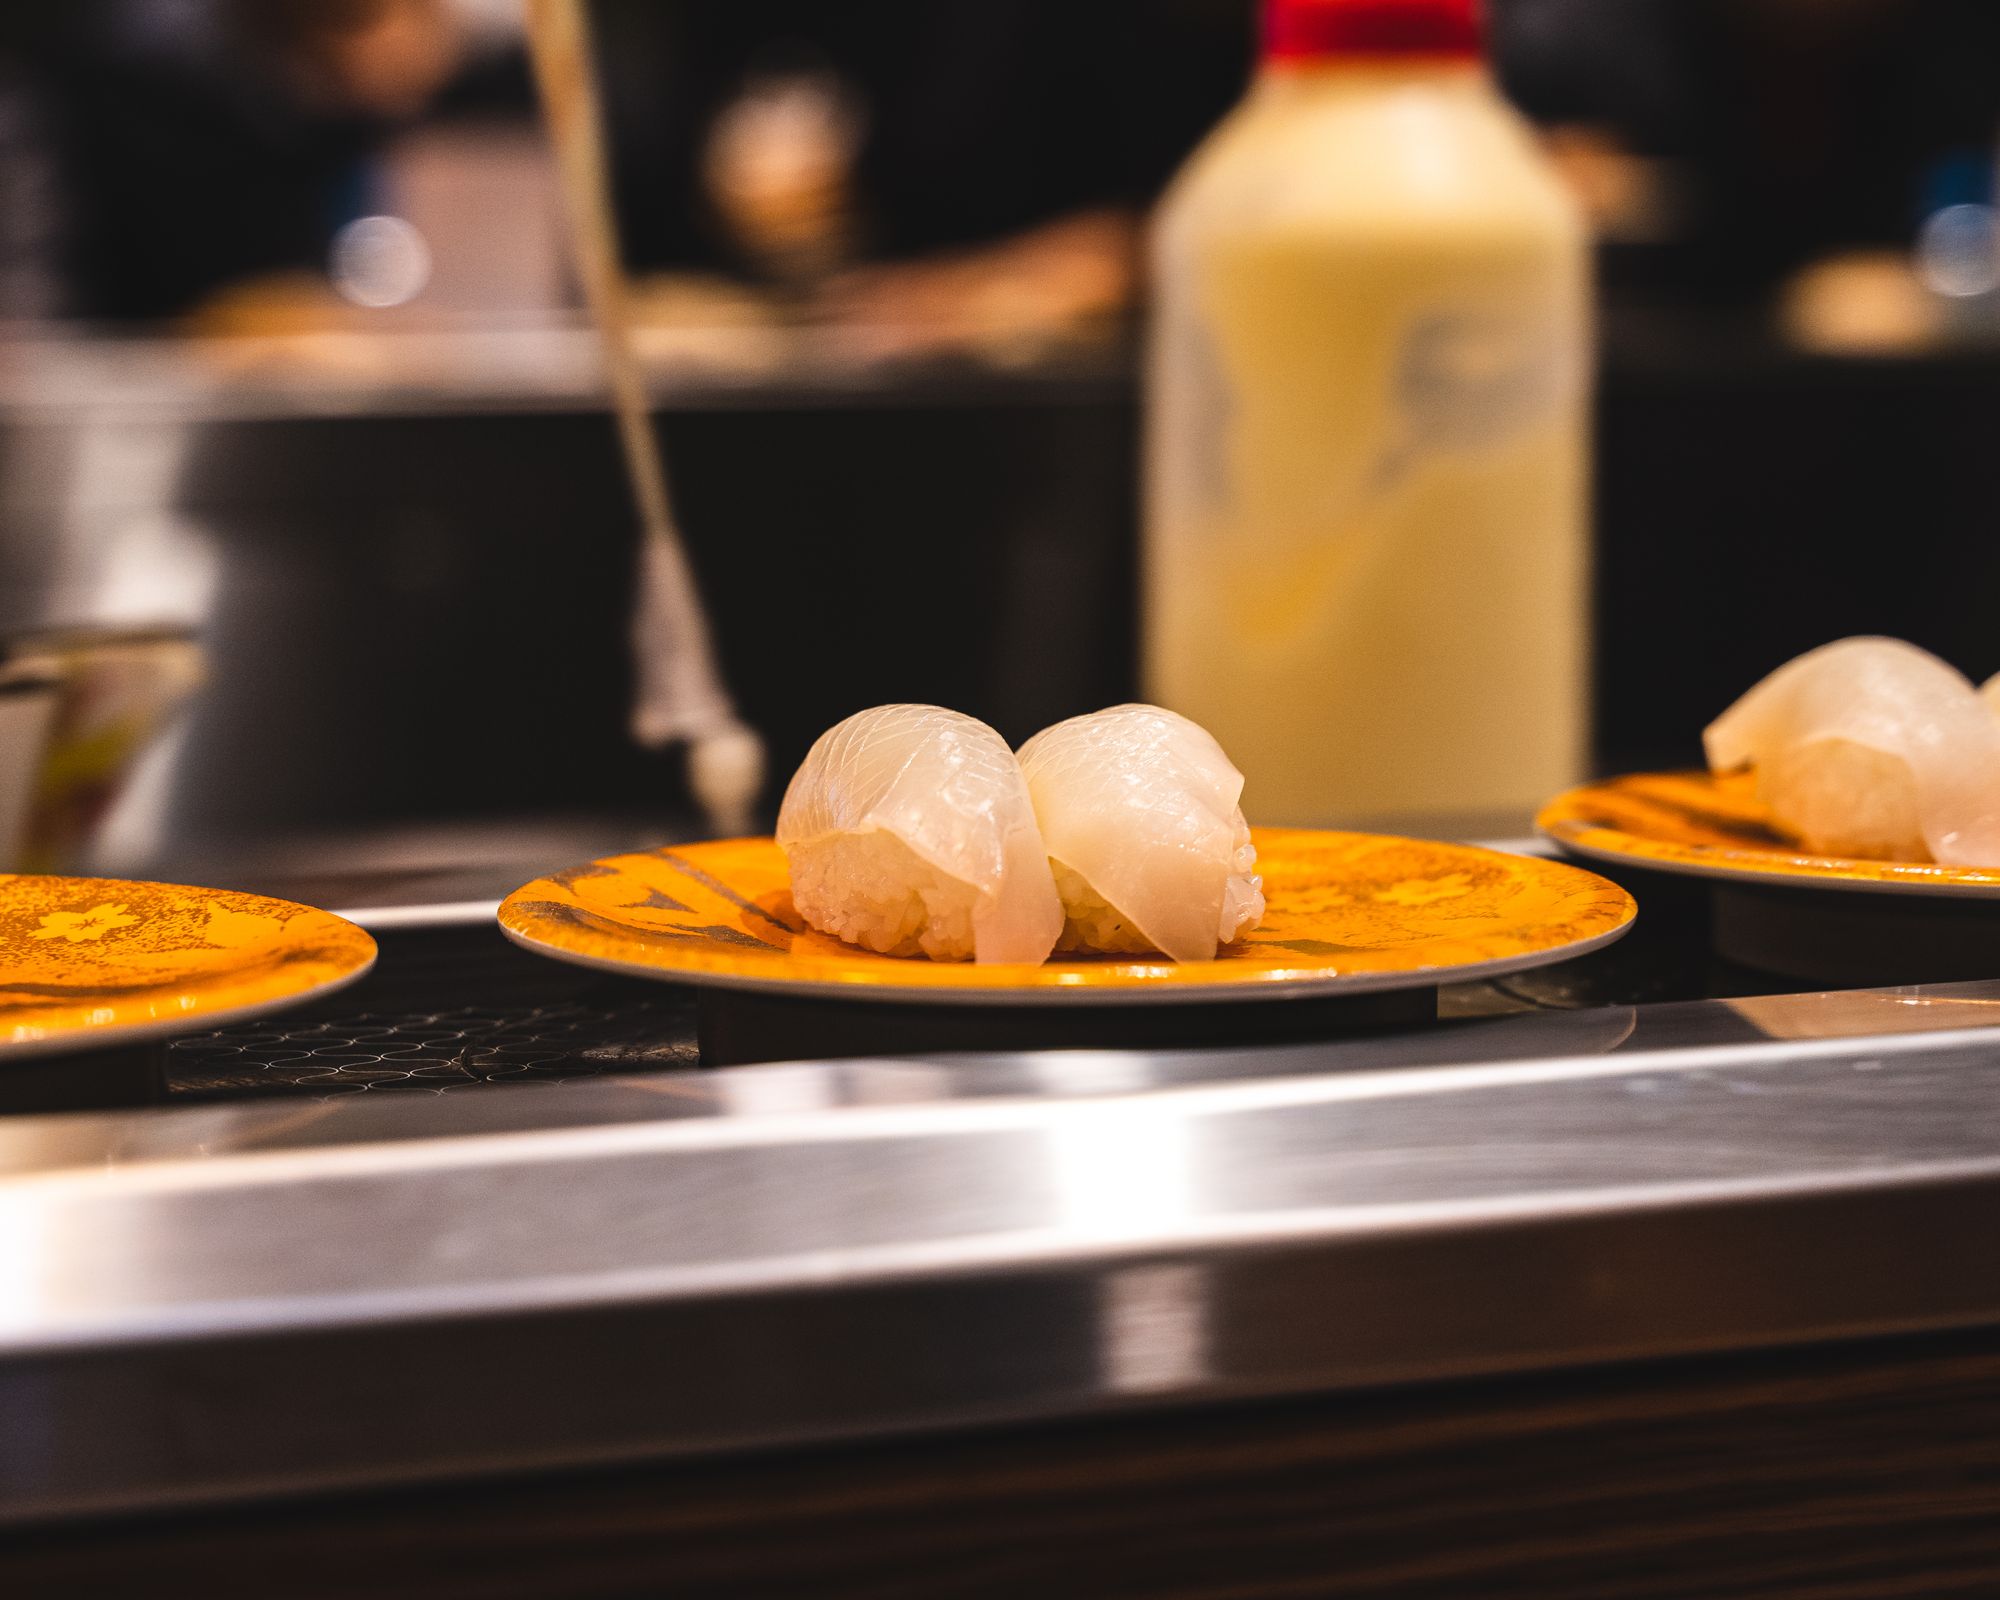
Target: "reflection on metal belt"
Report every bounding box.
[1101,1262,1211,1395]
[1050,1099,1212,1394]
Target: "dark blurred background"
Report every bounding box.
[4,0,2000,882]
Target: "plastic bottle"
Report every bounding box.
[1145,0,1590,830]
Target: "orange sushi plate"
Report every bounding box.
[0,876,376,1059]
[499,828,1636,1007]
[1538,771,2000,899]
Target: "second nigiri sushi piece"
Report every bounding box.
[776,705,1062,963]
[1704,636,2000,865]
[1017,705,1265,962]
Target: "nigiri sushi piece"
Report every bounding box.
[1017,704,1264,962]
[1704,637,2000,865]
[776,705,1062,963]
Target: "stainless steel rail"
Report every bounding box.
[5,982,2000,1523]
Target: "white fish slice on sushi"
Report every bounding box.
[776,705,1063,963]
[1017,704,1265,963]
[1704,636,2000,866]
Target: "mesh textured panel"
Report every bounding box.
[165,996,699,1098]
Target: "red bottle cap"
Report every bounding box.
[1264,0,1485,61]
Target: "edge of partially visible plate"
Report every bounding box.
[0,953,377,1061]
[0,877,379,1061]
[1537,775,2000,900]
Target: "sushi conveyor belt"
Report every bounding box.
[7,858,2000,1527]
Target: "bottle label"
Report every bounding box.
[1156,304,1237,518]
[1376,307,1582,489]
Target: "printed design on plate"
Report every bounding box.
[1537,771,2000,889]
[32,901,141,943]
[500,829,1635,993]
[0,875,376,1047]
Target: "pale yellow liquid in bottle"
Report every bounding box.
[1145,62,1589,832]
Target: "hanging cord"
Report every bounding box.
[524,0,765,835]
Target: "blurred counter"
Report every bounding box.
[0,325,1136,871]
[0,323,1135,420]
[9,315,2000,872]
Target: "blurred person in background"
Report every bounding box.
[593,0,1249,358]
[0,0,480,324]
[7,1,2000,341]
[0,0,1253,348]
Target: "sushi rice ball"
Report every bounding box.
[776,704,1062,963]
[1705,637,2000,865]
[1017,704,1265,962]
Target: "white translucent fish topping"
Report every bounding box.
[1705,636,2000,865]
[1017,704,1265,962]
[776,704,1062,963]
